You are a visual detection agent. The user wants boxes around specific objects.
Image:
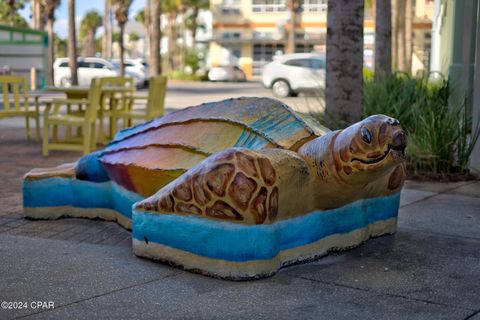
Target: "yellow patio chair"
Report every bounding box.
[42,78,102,156]
[0,75,40,140]
[98,76,134,141]
[112,75,167,131]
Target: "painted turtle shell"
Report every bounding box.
[97,97,330,197]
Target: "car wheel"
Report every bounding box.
[272,80,291,98]
[60,77,72,87]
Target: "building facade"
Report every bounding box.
[208,0,433,79]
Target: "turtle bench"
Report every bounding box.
[23,97,406,280]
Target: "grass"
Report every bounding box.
[363,73,480,176]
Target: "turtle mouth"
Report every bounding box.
[352,144,405,165]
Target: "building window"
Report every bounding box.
[221,0,241,14]
[225,45,241,58]
[252,0,287,13]
[301,0,327,12]
[295,43,315,53]
[222,32,241,40]
[252,43,285,75]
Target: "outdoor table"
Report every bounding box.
[42,86,134,144]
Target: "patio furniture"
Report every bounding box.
[42,78,102,156]
[98,77,134,142]
[0,75,40,140]
[112,75,167,131]
[43,77,134,144]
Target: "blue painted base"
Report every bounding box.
[23,178,143,229]
[23,177,400,280]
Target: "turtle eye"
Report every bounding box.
[361,127,372,144]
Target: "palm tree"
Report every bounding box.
[135,7,149,61]
[325,0,365,126]
[42,0,60,86]
[112,0,132,76]
[163,0,181,71]
[391,0,397,70]
[0,0,28,27]
[286,0,300,54]
[80,10,102,57]
[6,0,16,26]
[103,0,112,59]
[149,0,162,75]
[405,0,413,72]
[374,0,392,80]
[396,0,406,71]
[68,0,78,85]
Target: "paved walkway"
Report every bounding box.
[0,126,479,320]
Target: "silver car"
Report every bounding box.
[262,53,325,98]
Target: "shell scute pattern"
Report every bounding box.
[138,149,280,225]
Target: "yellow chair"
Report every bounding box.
[98,76,134,141]
[112,75,167,131]
[42,78,102,156]
[0,76,40,140]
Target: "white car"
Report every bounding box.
[261,53,325,97]
[208,65,246,82]
[53,57,145,88]
[112,58,148,75]
[111,58,149,88]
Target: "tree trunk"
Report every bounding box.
[150,0,161,76]
[103,0,111,59]
[325,0,365,126]
[46,18,55,86]
[33,0,41,29]
[8,0,15,26]
[119,23,125,76]
[396,0,406,71]
[86,30,96,56]
[168,13,176,72]
[374,0,392,80]
[405,0,413,72]
[391,0,398,70]
[287,0,297,54]
[68,0,78,85]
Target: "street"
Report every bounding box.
[164,81,325,115]
[0,81,325,130]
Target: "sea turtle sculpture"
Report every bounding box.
[23,97,407,280]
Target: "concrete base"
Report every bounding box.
[23,175,401,280]
[132,218,397,280]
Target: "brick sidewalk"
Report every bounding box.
[0,127,131,247]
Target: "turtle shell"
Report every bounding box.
[99,97,330,197]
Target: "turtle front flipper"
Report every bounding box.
[134,148,288,225]
[132,147,313,279]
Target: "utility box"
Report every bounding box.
[0,25,48,89]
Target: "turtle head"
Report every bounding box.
[332,114,406,184]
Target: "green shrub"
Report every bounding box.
[165,70,204,81]
[364,73,480,175]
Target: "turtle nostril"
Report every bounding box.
[391,131,406,149]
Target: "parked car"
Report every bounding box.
[208,65,246,82]
[53,57,145,88]
[111,58,148,76]
[261,53,325,98]
[110,61,148,88]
